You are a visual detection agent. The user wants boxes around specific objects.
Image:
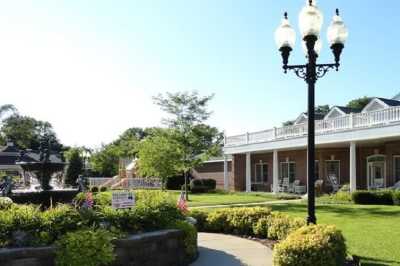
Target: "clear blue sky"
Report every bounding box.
[1,0,399,147]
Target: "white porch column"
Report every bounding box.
[246,152,251,192]
[273,150,279,193]
[350,141,357,192]
[223,155,229,191]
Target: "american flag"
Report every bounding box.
[177,191,188,213]
[83,192,94,209]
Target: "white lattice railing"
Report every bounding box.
[88,177,162,189]
[225,106,400,147]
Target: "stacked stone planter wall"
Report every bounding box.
[0,230,190,266]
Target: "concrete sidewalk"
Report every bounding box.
[191,233,273,266]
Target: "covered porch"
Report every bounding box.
[222,137,400,193]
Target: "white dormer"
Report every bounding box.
[324,107,346,120]
[294,113,308,125]
[362,98,389,113]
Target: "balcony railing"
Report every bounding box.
[225,106,400,147]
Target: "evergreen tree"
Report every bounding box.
[65,148,84,186]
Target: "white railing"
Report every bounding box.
[89,177,115,187]
[225,106,400,147]
[88,177,162,189]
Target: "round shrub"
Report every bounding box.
[273,224,346,266]
[0,197,13,210]
[100,186,108,192]
[267,212,306,240]
[90,186,99,193]
[55,229,116,266]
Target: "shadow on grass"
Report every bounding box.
[359,255,400,266]
[268,203,400,218]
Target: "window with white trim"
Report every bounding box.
[280,162,296,183]
[253,163,268,184]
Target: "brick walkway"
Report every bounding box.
[191,233,273,266]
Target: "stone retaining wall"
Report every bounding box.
[0,229,189,266]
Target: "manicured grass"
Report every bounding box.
[169,191,283,207]
[268,203,400,266]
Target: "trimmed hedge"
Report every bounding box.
[393,191,400,205]
[189,179,217,193]
[10,190,79,207]
[273,225,346,266]
[351,190,394,205]
[166,175,185,190]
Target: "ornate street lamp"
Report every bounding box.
[275,0,348,224]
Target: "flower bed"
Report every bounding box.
[190,207,347,266]
[0,190,197,266]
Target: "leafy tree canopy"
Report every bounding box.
[137,130,182,186]
[1,114,63,152]
[153,91,222,172]
[346,96,372,110]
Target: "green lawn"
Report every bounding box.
[268,203,400,266]
[169,191,282,207]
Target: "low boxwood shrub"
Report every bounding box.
[273,224,346,266]
[190,179,208,193]
[267,212,306,241]
[55,229,116,266]
[393,190,400,205]
[352,190,394,205]
[253,217,269,237]
[100,186,108,192]
[189,209,208,232]
[166,175,185,190]
[203,179,217,190]
[205,207,272,235]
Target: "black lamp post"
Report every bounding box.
[275,0,348,224]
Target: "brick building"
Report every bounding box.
[200,95,400,193]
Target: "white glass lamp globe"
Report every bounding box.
[275,13,296,49]
[327,10,349,46]
[302,38,322,56]
[299,0,323,39]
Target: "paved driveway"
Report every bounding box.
[191,233,273,266]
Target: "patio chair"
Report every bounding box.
[294,180,307,194]
[327,175,340,193]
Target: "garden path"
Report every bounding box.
[191,233,273,266]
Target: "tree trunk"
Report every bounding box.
[184,171,189,201]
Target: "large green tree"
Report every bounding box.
[137,131,182,189]
[346,96,372,110]
[90,144,120,177]
[1,114,63,151]
[153,91,222,199]
[64,147,84,186]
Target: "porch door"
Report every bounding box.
[368,161,385,189]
